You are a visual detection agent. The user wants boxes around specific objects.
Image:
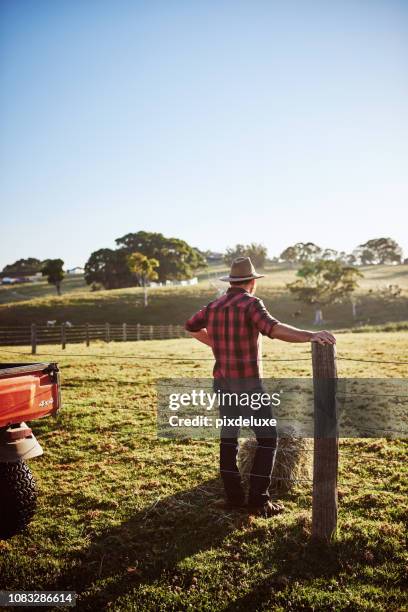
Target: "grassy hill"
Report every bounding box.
[0,273,87,304]
[1,264,408,330]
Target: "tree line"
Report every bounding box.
[1,235,405,299]
[0,232,206,297]
[222,237,404,324]
[279,238,403,266]
[223,237,404,267]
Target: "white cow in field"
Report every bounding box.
[46,320,73,327]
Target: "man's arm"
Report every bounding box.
[188,329,213,347]
[270,323,336,345]
[248,299,336,345]
[185,307,213,347]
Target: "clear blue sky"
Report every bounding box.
[1,0,407,270]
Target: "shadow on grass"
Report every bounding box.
[46,478,244,609]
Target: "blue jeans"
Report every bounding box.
[213,379,278,507]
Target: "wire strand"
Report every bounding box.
[1,345,408,365]
[0,347,312,362]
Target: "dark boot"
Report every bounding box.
[220,437,245,506]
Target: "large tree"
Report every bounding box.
[41,259,65,295]
[115,231,206,282]
[224,243,268,268]
[84,249,131,289]
[354,238,403,265]
[287,260,363,324]
[1,258,43,277]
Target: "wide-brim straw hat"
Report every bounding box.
[219,256,265,282]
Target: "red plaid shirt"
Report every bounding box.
[185,287,280,380]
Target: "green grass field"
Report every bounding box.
[0,333,407,611]
[1,264,408,330]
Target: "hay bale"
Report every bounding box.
[237,427,312,497]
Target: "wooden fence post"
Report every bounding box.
[311,343,338,542]
[85,323,90,347]
[105,322,110,343]
[122,323,127,342]
[31,323,37,355]
[149,325,154,340]
[61,323,66,350]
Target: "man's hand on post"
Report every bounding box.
[310,331,336,345]
[270,323,336,344]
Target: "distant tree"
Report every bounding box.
[41,259,65,295]
[352,247,376,265]
[194,247,209,259]
[287,260,363,324]
[204,250,224,263]
[321,249,339,261]
[1,258,43,277]
[324,250,358,266]
[224,243,268,268]
[127,252,159,306]
[297,242,322,262]
[224,244,247,265]
[84,249,131,289]
[355,238,403,265]
[280,242,322,264]
[342,252,357,266]
[116,231,206,282]
[279,245,299,266]
[245,243,268,268]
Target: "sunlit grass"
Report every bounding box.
[0,332,406,610]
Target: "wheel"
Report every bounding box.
[0,461,37,539]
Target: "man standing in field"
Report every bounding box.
[185,256,336,517]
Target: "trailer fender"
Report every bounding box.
[0,423,43,463]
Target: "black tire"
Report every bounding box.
[0,461,37,539]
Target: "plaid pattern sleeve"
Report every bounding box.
[185,307,207,332]
[247,298,279,337]
[185,288,279,380]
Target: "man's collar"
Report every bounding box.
[227,287,249,294]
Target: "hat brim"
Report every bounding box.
[219,273,265,282]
